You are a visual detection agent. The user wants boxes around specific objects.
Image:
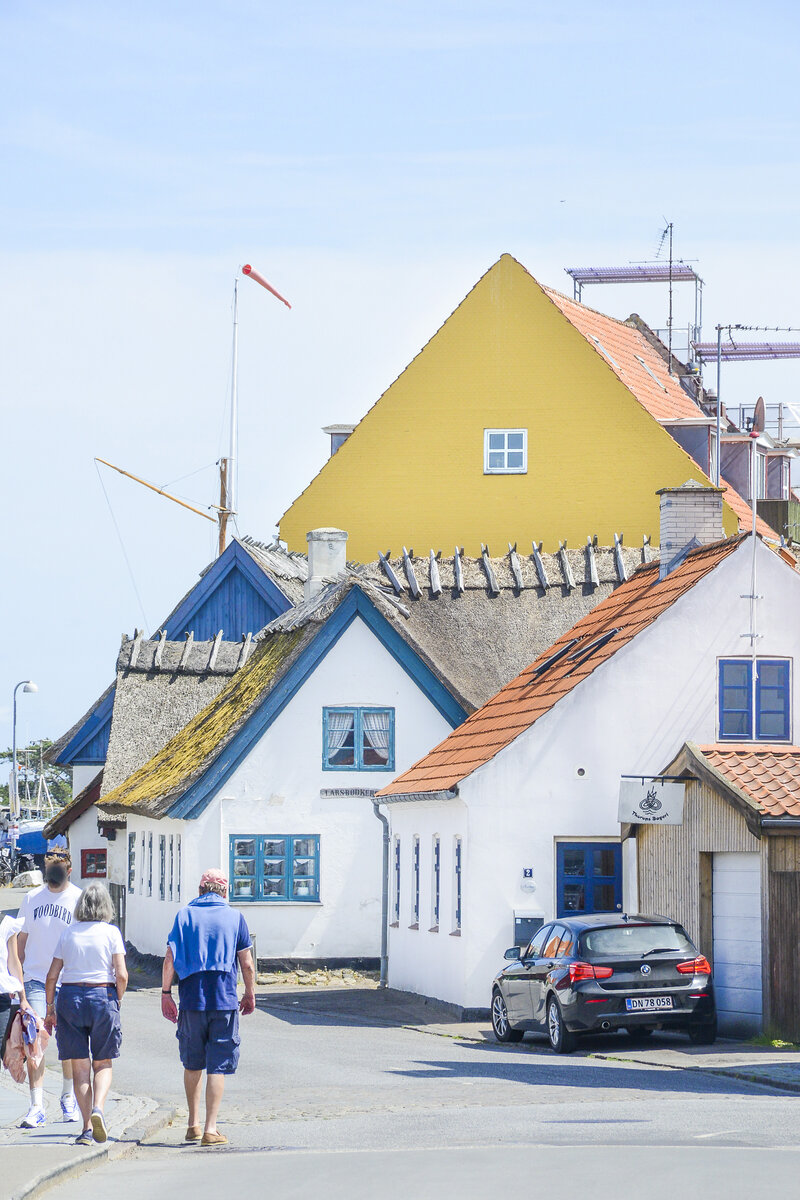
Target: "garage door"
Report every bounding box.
[712,851,762,1036]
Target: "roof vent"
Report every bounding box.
[656,481,724,580]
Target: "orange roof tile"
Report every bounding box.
[378,536,746,798]
[544,287,702,423]
[543,287,779,541]
[696,744,800,818]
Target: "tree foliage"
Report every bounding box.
[0,739,72,809]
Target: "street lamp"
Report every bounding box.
[11,680,38,828]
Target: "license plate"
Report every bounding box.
[625,996,673,1011]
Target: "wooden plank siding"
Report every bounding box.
[636,780,761,961]
[767,836,800,1041]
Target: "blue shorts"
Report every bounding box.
[55,984,122,1062]
[177,1009,240,1075]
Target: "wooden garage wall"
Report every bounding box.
[636,780,761,953]
[766,837,800,1041]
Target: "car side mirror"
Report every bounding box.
[504,946,521,960]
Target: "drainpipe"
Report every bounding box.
[371,798,389,988]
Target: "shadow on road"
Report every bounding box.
[255,986,466,1028]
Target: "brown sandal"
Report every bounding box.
[200,1131,228,1146]
[185,1126,202,1141]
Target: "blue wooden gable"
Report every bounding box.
[162,540,292,642]
[56,541,294,767]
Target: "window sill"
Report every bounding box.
[389,921,399,928]
[408,923,419,931]
[428,925,439,934]
[449,929,462,937]
[230,900,323,907]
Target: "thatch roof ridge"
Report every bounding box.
[99,627,310,816]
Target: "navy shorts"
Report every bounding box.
[55,984,122,1062]
[177,1009,240,1075]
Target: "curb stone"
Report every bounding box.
[588,1051,800,1096]
[10,1103,177,1200]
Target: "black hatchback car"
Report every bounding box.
[491,913,717,1053]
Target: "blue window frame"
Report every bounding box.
[557,843,622,918]
[229,835,320,903]
[322,707,395,771]
[431,836,440,929]
[453,837,462,932]
[719,658,790,741]
[127,833,136,895]
[392,838,401,924]
[411,836,420,926]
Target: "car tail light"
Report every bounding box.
[569,961,614,983]
[676,955,711,975]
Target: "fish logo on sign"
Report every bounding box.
[639,787,662,815]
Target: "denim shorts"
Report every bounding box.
[177,1009,240,1075]
[55,984,122,1062]
[24,979,49,1020]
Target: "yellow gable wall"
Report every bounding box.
[279,254,738,561]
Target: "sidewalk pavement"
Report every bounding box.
[255,981,800,1095]
[0,1059,160,1200]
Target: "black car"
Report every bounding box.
[491,913,717,1053]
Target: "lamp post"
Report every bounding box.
[11,681,38,840]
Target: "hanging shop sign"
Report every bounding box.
[618,777,685,825]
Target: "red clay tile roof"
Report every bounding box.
[543,287,778,542]
[696,744,800,818]
[544,287,702,422]
[378,536,746,798]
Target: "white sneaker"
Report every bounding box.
[61,1093,80,1122]
[20,1104,46,1129]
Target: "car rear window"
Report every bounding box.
[580,924,694,957]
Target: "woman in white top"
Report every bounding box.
[0,914,30,1050]
[44,883,128,1146]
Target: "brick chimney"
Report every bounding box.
[656,480,724,580]
[305,528,348,601]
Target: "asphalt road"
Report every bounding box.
[45,983,800,1200]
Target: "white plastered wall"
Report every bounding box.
[387,541,800,1010]
[121,615,454,961]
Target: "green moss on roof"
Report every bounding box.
[100,629,305,814]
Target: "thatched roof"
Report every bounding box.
[99,633,250,798]
[99,628,309,817]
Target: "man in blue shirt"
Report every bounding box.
[161,868,255,1146]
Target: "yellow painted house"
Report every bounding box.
[279,254,752,562]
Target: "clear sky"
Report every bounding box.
[2,0,800,747]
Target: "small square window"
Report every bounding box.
[484,429,527,474]
[323,708,394,771]
[81,848,107,879]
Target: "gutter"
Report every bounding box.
[761,818,800,832]
[371,799,390,988]
[377,788,460,804]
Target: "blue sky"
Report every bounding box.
[2,0,800,746]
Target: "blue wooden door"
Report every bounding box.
[557,843,622,917]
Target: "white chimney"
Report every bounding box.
[657,480,724,580]
[305,528,348,601]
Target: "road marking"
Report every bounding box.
[694,1130,740,1139]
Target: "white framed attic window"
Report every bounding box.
[484,429,527,474]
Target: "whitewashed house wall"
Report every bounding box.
[120,615,454,959]
[387,540,800,1010]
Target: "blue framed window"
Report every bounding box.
[229,835,320,903]
[719,659,790,741]
[127,833,136,895]
[431,836,440,929]
[411,836,420,926]
[557,843,622,917]
[323,707,395,771]
[159,835,166,901]
[176,835,182,901]
[147,833,153,897]
[392,838,401,924]
[453,837,462,932]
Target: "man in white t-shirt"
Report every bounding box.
[17,849,82,1128]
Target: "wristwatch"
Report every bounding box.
[161,990,172,995]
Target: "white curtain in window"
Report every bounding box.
[327,710,354,755]
[362,710,390,757]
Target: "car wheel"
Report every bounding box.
[547,997,576,1054]
[491,990,524,1043]
[688,1017,717,1046]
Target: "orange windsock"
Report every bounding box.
[242,264,291,308]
